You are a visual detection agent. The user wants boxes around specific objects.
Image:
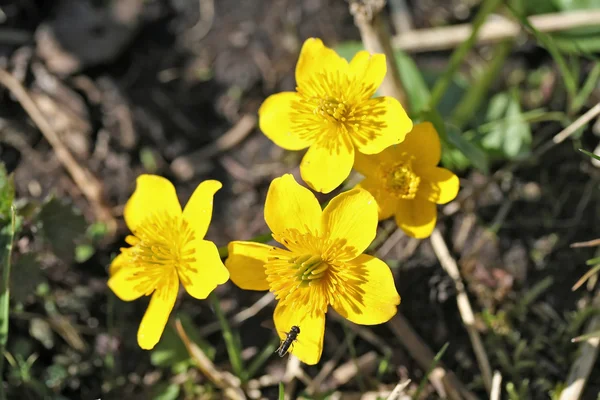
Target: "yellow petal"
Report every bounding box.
[395,198,437,239]
[274,302,325,365]
[295,38,348,91]
[107,263,149,302]
[397,122,441,169]
[225,241,271,291]
[417,167,460,205]
[348,51,386,99]
[356,178,397,220]
[351,97,412,155]
[331,254,400,325]
[179,239,229,299]
[321,188,378,260]
[137,268,179,350]
[108,248,132,277]
[265,174,322,236]
[353,148,397,179]
[300,132,354,194]
[258,92,314,150]
[182,180,222,239]
[124,175,182,232]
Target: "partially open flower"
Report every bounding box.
[108,175,229,350]
[225,174,400,364]
[259,38,412,194]
[354,122,460,239]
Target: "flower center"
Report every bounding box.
[317,98,350,123]
[288,71,386,145]
[383,162,420,199]
[291,254,330,283]
[125,212,196,294]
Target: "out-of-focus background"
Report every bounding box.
[2,0,600,399]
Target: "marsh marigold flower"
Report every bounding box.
[354,122,460,239]
[108,175,229,350]
[259,38,412,194]
[225,174,400,364]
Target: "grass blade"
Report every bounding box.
[429,0,504,110]
[0,205,16,400]
[451,40,514,129]
[507,4,578,103]
[413,342,449,400]
[579,148,600,162]
[209,293,245,379]
[278,382,285,400]
[571,62,600,114]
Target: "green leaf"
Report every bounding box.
[481,90,532,159]
[38,197,87,261]
[552,0,600,11]
[75,244,95,263]
[150,382,181,400]
[424,109,490,173]
[394,49,431,115]
[0,163,14,220]
[334,41,365,62]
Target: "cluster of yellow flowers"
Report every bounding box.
[108,38,459,365]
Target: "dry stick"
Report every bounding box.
[199,292,274,336]
[392,9,600,53]
[388,0,413,34]
[350,0,407,107]
[553,102,600,144]
[490,371,502,400]
[171,113,257,180]
[558,291,600,400]
[430,228,493,394]
[0,69,115,230]
[386,379,411,400]
[388,313,478,400]
[174,319,247,400]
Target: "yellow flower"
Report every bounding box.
[225,174,400,365]
[354,122,460,239]
[108,175,229,350]
[259,38,412,194]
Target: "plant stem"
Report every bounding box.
[0,206,16,400]
[429,0,503,110]
[244,337,279,381]
[209,293,244,379]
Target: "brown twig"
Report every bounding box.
[430,228,493,394]
[392,9,600,53]
[350,0,408,108]
[387,313,477,400]
[171,113,257,181]
[571,238,600,248]
[0,68,115,231]
[174,319,246,400]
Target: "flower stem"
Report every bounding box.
[0,206,16,400]
[209,293,244,379]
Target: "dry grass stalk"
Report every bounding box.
[430,228,493,393]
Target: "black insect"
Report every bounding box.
[276,325,300,357]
